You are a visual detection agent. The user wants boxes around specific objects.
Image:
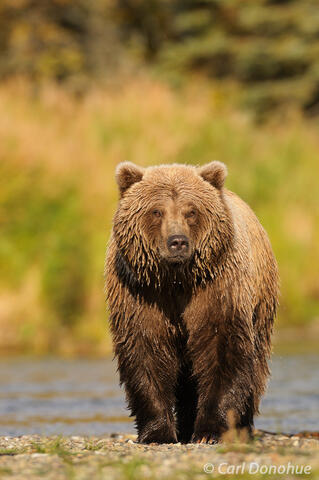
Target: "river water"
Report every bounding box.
[0,355,318,436]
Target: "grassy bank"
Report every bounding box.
[0,77,318,355]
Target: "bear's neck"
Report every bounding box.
[114,248,218,294]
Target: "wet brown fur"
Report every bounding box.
[105,162,279,444]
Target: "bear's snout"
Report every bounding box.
[166,234,190,259]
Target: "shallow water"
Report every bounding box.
[0,355,318,436]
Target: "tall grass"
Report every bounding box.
[0,77,318,355]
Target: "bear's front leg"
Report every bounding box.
[188,312,256,444]
[112,307,179,444]
[121,349,178,444]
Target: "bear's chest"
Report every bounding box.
[157,284,191,337]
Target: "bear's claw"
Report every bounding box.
[192,433,219,444]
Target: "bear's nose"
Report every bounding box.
[167,235,189,254]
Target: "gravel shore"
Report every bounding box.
[0,430,318,479]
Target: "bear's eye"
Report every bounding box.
[152,209,162,218]
[185,209,197,219]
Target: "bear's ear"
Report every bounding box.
[115,162,145,197]
[197,161,227,189]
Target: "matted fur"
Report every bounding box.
[105,162,279,444]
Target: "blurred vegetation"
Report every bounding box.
[0,0,124,88]
[0,79,318,355]
[117,0,319,117]
[1,160,88,326]
[0,2,318,354]
[2,1,319,116]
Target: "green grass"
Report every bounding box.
[0,447,23,456]
[30,438,72,458]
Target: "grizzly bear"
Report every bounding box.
[105,161,279,444]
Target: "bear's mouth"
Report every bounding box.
[164,253,190,264]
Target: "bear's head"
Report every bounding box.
[113,162,233,287]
